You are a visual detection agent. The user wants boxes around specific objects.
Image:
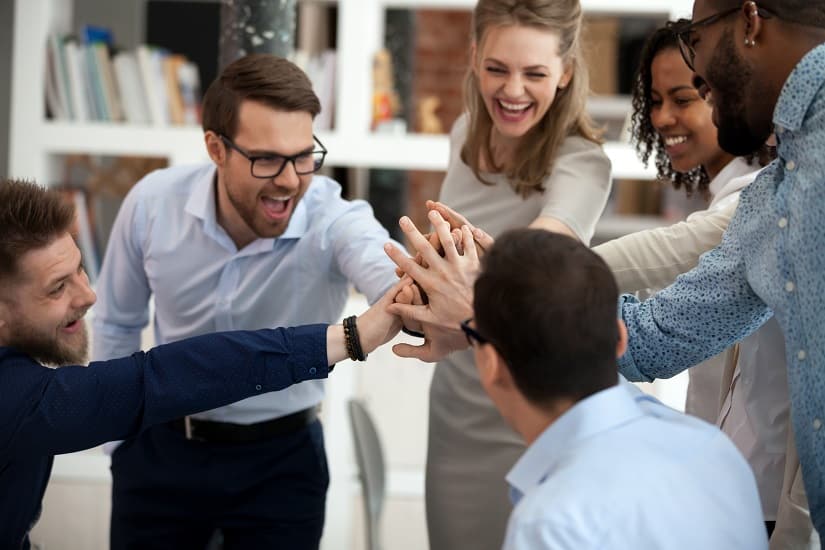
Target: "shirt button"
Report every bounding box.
[778,217,788,228]
[786,281,795,292]
[814,418,823,431]
[798,350,807,361]
[786,160,796,171]
[255,384,262,391]
[309,367,317,375]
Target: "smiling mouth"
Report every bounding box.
[664,136,688,147]
[496,99,533,114]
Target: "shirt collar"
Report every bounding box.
[708,157,761,208]
[506,382,644,503]
[183,165,310,250]
[774,43,825,132]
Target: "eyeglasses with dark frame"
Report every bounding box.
[460,318,489,347]
[669,3,775,71]
[219,134,328,179]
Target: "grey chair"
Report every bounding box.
[348,399,386,550]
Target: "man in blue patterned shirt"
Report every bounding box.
[617,0,825,539]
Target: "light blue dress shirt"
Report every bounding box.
[92,163,400,423]
[503,381,767,550]
[618,44,825,535]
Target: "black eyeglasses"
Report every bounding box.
[669,4,775,71]
[219,134,327,179]
[460,318,489,347]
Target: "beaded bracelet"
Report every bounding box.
[344,315,367,361]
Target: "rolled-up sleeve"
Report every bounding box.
[618,208,771,382]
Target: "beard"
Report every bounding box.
[7,316,89,366]
[223,177,306,240]
[705,30,773,156]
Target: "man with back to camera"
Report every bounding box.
[437,226,767,549]
[92,53,405,548]
[0,178,405,549]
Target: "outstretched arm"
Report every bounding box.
[3,279,406,458]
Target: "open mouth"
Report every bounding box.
[62,318,83,334]
[260,195,293,220]
[495,99,534,121]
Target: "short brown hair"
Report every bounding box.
[201,53,321,139]
[474,229,618,407]
[0,179,75,281]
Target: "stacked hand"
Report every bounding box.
[383,210,486,362]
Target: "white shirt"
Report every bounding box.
[92,163,400,423]
[683,157,762,420]
[503,380,767,550]
[718,318,789,520]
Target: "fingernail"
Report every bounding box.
[399,216,411,228]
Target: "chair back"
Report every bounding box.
[348,399,386,550]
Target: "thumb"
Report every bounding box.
[392,342,434,362]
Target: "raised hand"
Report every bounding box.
[383,211,480,361]
[426,200,495,252]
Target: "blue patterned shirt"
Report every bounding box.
[618,44,825,535]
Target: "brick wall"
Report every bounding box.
[406,10,472,234]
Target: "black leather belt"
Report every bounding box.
[169,407,318,443]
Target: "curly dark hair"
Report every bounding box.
[630,22,774,197]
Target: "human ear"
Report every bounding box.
[478,344,514,394]
[558,61,574,90]
[616,319,628,359]
[742,0,763,47]
[204,131,226,165]
[470,41,479,77]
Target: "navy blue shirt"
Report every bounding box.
[0,325,328,549]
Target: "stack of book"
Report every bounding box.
[45,29,202,126]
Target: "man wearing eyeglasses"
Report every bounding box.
[93,54,403,549]
[613,0,825,544]
[457,228,766,549]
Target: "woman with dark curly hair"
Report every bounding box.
[593,23,812,545]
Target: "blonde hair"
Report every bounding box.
[462,0,602,198]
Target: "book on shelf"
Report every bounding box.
[112,52,151,124]
[45,34,73,120]
[44,31,202,127]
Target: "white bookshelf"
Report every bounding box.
[11,0,693,183]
